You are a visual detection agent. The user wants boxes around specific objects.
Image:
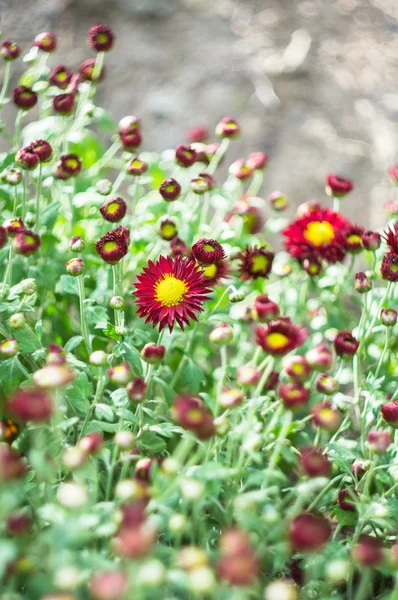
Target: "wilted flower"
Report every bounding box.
[134,255,211,332]
[326,174,354,198]
[238,246,274,280]
[256,318,307,357]
[288,513,331,552]
[8,387,52,422]
[334,331,359,358]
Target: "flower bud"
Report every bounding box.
[229,290,246,303]
[20,278,37,295]
[89,570,128,600]
[16,146,39,170]
[53,93,76,115]
[367,429,391,454]
[88,23,114,52]
[279,383,309,410]
[352,535,383,566]
[264,580,298,600]
[57,481,88,508]
[178,546,208,571]
[316,373,339,396]
[79,58,105,82]
[269,191,288,211]
[100,197,127,223]
[229,159,253,180]
[141,343,165,364]
[34,31,56,52]
[175,144,197,168]
[0,338,19,357]
[215,117,240,139]
[4,217,25,236]
[114,430,135,451]
[96,179,113,195]
[237,364,260,386]
[68,237,84,254]
[108,296,124,311]
[351,459,369,479]
[60,154,82,176]
[253,295,280,323]
[119,128,142,151]
[381,399,398,427]
[247,151,268,170]
[362,230,381,251]
[283,355,311,383]
[33,364,74,389]
[326,173,353,198]
[137,560,166,588]
[6,510,32,536]
[334,330,359,358]
[169,513,188,534]
[217,528,259,586]
[49,65,72,89]
[126,157,148,176]
[8,387,52,422]
[0,444,26,482]
[8,313,26,330]
[302,257,322,276]
[31,139,53,163]
[338,488,358,511]
[355,272,372,294]
[65,258,84,276]
[159,178,181,201]
[79,432,103,455]
[288,513,331,552]
[209,322,234,345]
[325,559,349,584]
[1,40,21,61]
[127,377,147,403]
[13,86,37,110]
[380,308,397,327]
[219,387,244,409]
[14,229,41,256]
[190,176,209,194]
[188,567,216,594]
[306,342,334,372]
[214,415,230,437]
[311,401,342,431]
[5,167,22,185]
[62,446,87,470]
[180,478,205,501]
[108,363,132,386]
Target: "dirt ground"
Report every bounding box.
[1,0,398,227]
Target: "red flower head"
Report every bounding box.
[16,145,39,170]
[0,226,7,250]
[229,160,253,180]
[53,93,76,115]
[31,139,53,163]
[230,200,265,234]
[343,224,364,253]
[187,126,208,143]
[219,388,244,409]
[326,173,354,197]
[300,446,331,478]
[311,401,342,431]
[191,238,226,266]
[4,217,25,237]
[353,535,383,566]
[99,197,127,223]
[8,387,52,422]
[89,570,128,600]
[388,164,398,185]
[367,429,391,454]
[381,253,398,282]
[96,228,129,265]
[283,355,312,383]
[119,129,142,151]
[381,399,398,428]
[0,444,26,482]
[238,245,274,280]
[49,65,73,89]
[215,117,240,139]
[289,513,331,552]
[306,342,334,372]
[338,488,358,512]
[13,229,41,256]
[362,230,381,251]
[170,236,188,257]
[247,151,268,170]
[126,157,148,176]
[79,432,103,455]
[253,295,280,323]
[173,395,215,440]
[256,318,307,357]
[190,175,210,194]
[127,377,147,403]
[134,255,211,332]
[159,178,181,201]
[60,153,82,176]
[355,272,372,294]
[34,31,56,52]
[13,86,37,110]
[88,23,114,52]
[79,58,105,82]
[1,41,21,61]
[384,223,398,253]
[200,259,229,287]
[316,373,339,396]
[217,528,259,586]
[279,383,309,411]
[334,330,359,358]
[283,207,348,264]
[380,308,397,327]
[269,191,288,212]
[175,144,197,168]
[141,343,165,364]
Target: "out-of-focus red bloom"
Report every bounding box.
[13,86,37,110]
[238,246,274,280]
[173,396,215,440]
[49,65,73,89]
[256,318,307,357]
[53,93,76,115]
[159,178,181,201]
[353,535,383,566]
[34,31,56,52]
[381,400,398,427]
[0,444,26,482]
[334,331,359,358]
[96,227,129,265]
[79,58,105,82]
[343,224,364,253]
[187,126,208,143]
[88,24,114,52]
[99,197,127,223]
[388,164,398,184]
[217,528,259,586]
[13,230,41,256]
[215,117,240,139]
[89,570,128,600]
[338,488,358,512]
[175,144,197,168]
[311,401,342,432]
[289,513,331,552]
[279,383,310,411]
[8,387,52,422]
[300,446,331,478]
[306,342,334,372]
[283,355,312,383]
[326,174,353,197]
[362,230,381,251]
[1,41,21,61]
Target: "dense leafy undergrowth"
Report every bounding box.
[0,23,398,600]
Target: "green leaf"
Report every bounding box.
[87,305,109,328]
[57,274,79,296]
[65,336,84,352]
[0,358,22,395]
[137,431,167,454]
[123,342,144,376]
[103,322,121,341]
[94,403,115,422]
[65,372,92,414]
[0,541,17,580]
[178,358,206,393]
[41,200,62,228]
[14,327,42,353]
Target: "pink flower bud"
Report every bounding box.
[127,377,147,403]
[141,343,165,364]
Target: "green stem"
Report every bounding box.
[0,62,12,107]
[14,109,23,150]
[77,274,92,354]
[78,370,105,441]
[215,346,228,416]
[353,569,372,600]
[21,171,27,220]
[198,191,210,234]
[246,170,263,197]
[35,163,43,233]
[333,196,340,212]
[171,323,198,388]
[112,262,125,329]
[361,282,393,348]
[374,329,391,381]
[206,138,230,175]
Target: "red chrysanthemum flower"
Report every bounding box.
[88,23,114,52]
[60,153,82,176]
[238,246,274,280]
[381,253,398,282]
[33,31,56,52]
[79,58,106,82]
[170,237,188,257]
[95,227,129,265]
[191,238,226,266]
[326,173,354,197]
[334,330,359,358]
[343,224,364,253]
[256,318,307,357]
[13,230,41,256]
[175,144,197,168]
[99,197,127,223]
[1,41,21,61]
[49,65,73,89]
[384,223,398,253]
[53,93,76,115]
[4,217,25,237]
[200,259,230,287]
[282,207,349,264]
[133,255,212,332]
[159,178,181,202]
[13,86,37,110]
[31,139,53,163]
[173,395,215,440]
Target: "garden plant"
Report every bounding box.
[0,23,398,600]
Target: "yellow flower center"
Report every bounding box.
[24,235,36,244]
[103,241,118,252]
[106,202,119,215]
[97,33,108,44]
[203,264,217,278]
[161,223,177,239]
[187,409,203,424]
[303,221,335,246]
[155,274,188,307]
[203,243,215,252]
[347,234,361,245]
[266,332,288,349]
[251,254,269,273]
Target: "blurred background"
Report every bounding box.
[1,0,398,226]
